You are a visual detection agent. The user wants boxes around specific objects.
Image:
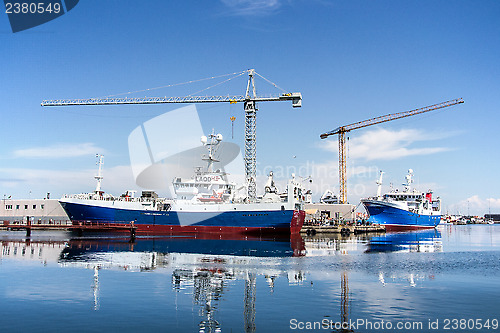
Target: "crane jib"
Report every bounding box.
[318,97,464,204]
[320,98,464,139]
[40,93,302,107]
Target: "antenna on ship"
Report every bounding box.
[201,131,222,173]
[404,169,413,192]
[95,154,104,193]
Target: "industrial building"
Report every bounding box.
[1,198,70,225]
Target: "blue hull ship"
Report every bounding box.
[361,169,441,230]
[59,133,305,236]
[362,200,441,229]
[60,200,303,235]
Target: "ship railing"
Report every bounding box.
[62,194,161,203]
[62,194,115,200]
[2,219,72,226]
[71,220,137,227]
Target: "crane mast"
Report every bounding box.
[42,69,302,200]
[320,98,464,204]
[244,69,258,198]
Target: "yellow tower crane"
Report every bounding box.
[320,98,464,204]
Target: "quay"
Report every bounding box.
[1,221,138,241]
[300,224,386,236]
[2,220,383,239]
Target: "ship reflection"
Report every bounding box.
[58,235,306,332]
[59,234,306,262]
[7,235,302,332]
[0,230,442,332]
[366,229,442,253]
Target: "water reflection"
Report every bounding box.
[1,226,498,333]
[303,233,380,256]
[173,268,224,333]
[0,238,67,264]
[92,266,100,311]
[0,232,439,317]
[1,235,306,333]
[366,229,442,253]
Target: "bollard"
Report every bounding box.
[340,227,351,236]
[129,220,136,243]
[129,227,136,243]
[26,218,32,237]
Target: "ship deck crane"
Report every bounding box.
[42,69,302,199]
[320,98,464,204]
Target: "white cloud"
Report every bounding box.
[487,197,500,208]
[13,143,104,159]
[319,128,453,161]
[448,195,500,216]
[220,0,282,15]
[0,165,137,199]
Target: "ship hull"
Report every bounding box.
[60,200,304,235]
[362,199,440,231]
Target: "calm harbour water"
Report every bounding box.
[1,224,499,333]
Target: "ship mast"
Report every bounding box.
[95,154,104,193]
[403,169,413,193]
[376,171,384,199]
[201,131,222,173]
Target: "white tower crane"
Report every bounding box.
[42,69,302,199]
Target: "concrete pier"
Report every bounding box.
[301,224,385,236]
[1,222,138,242]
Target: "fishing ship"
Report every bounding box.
[59,132,305,235]
[361,169,441,230]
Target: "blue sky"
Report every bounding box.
[1,0,499,215]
